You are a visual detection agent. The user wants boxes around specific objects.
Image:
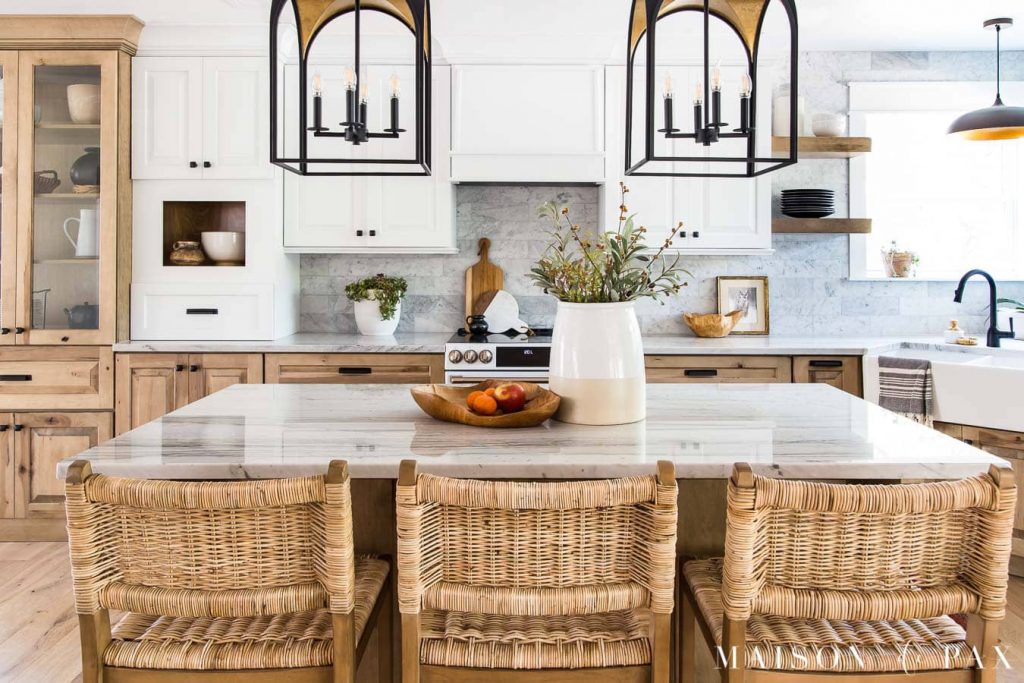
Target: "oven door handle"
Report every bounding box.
[447,376,549,385]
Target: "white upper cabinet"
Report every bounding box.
[450,65,605,183]
[133,57,272,180]
[282,66,455,254]
[602,66,771,254]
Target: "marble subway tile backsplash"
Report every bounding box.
[300,49,1024,338]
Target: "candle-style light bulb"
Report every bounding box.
[663,73,673,99]
[389,72,400,98]
[740,73,752,97]
[359,83,369,103]
[711,63,722,92]
[312,72,322,96]
[344,66,356,90]
[694,81,703,104]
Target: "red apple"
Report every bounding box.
[493,383,527,413]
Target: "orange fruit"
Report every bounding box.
[466,390,485,409]
[471,394,498,416]
[484,387,497,397]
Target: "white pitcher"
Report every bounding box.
[63,208,98,258]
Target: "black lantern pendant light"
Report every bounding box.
[625,0,798,178]
[948,18,1024,142]
[270,0,431,175]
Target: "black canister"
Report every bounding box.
[465,314,489,336]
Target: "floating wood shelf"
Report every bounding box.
[772,136,872,159]
[773,218,872,234]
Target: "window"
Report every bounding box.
[849,82,1024,281]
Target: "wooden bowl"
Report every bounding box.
[410,380,560,428]
[683,309,745,338]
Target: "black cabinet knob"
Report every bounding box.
[203,161,212,168]
[13,424,23,432]
[356,230,364,237]
[369,230,376,237]
[0,425,8,432]
[189,365,200,372]
[189,161,199,168]
[14,327,24,334]
[692,231,700,238]
[175,364,185,372]
[0,328,9,335]
[678,230,687,238]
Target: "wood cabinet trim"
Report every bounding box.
[0,346,113,410]
[0,52,18,346]
[265,353,444,385]
[644,355,792,384]
[0,412,13,519]
[792,355,863,397]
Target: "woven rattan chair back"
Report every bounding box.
[65,461,356,620]
[722,463,1017,624]
[397,461,678,617]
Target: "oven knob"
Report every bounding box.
[479,349,493,364]
[464,350,479,364]
[448,350,463,364]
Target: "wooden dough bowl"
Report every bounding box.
[683,309,745,338]
[410,380,560,428]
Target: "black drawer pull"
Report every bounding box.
[203,161,212,168]
[189,161,199,168]
[0,374,32,382]
[13,424,22,432]
[190,365,200,372]
[186,308,219,315]
[809,360,844,368]
[683,369,718,377]
[175,364,185,372]
[338,367,372,375]
[15,327,25,334]
[0,328,9,335]
[0,425,8,432]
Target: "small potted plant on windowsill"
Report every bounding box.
[345,273,408,336]
[881,241,919,278]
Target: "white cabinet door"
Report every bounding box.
[603,66,770,254]
[132,57,203,179]
[451,65,605,182]
[202,58,273,179]
[283,174,364,250]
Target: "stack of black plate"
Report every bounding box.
[781,189,835,218]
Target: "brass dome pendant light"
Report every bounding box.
[948,18,1024,141]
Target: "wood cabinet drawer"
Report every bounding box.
[793,356,862,397]
[0,347,113,410]
[265,354,443,384]
[644,355,792,384]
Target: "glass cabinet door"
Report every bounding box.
[0,52,17,344]
[16,51,117,344]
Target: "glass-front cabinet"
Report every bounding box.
[0,51,118,345]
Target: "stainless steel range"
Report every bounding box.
[444,329,552,385]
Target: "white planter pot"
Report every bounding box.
[353,297,401,336]
[549,300,646,425]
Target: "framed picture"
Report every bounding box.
[717,276,769,335]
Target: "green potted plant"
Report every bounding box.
[529,183,690,425]
[881,240,919,278]
[345,273,408,336]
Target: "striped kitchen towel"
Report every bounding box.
[877,356,933,427]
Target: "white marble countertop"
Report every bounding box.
[111,334,965,356]
[57,383,1007,481]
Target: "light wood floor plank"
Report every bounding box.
[0,543,1021,683]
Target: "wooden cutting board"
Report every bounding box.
[464,237,504,318]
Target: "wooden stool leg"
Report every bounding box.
[402,613,420,683]
[967,614,999,683]
[680,586,697,683]
[378,580,394,683]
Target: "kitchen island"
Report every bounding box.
[58,382,1007,560]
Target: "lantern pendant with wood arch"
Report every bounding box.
[625,0,798,178]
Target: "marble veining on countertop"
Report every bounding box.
[57,383,1007,482]
[112,332,453,354]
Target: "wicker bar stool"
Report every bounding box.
[396,460,678,683]
[64,460,392,683]
[679,463,1017,683]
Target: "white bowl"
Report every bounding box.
[812,113,847,137]
[201,231,245,264]
[67,84,100,124]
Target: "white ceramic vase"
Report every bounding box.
[549,300,646,425]
[353,295,401,336]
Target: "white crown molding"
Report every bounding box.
[137,23,268,56]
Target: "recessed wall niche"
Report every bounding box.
[162,201,246,267]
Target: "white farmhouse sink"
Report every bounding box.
[864,347,1024,432]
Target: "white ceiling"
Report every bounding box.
[3,0,1024,53]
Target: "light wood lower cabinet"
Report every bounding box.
[934,421,1024,577]
[265,353,444,384]
[115,353,263,434]
[645,355,792,384]
[793,356,862,397]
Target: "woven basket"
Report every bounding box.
[684,309,745,338]
[33,170,61,194]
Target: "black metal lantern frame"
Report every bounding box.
[270,0,432,176]
[625,0,798,178]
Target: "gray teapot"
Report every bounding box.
[64,302,99,329]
